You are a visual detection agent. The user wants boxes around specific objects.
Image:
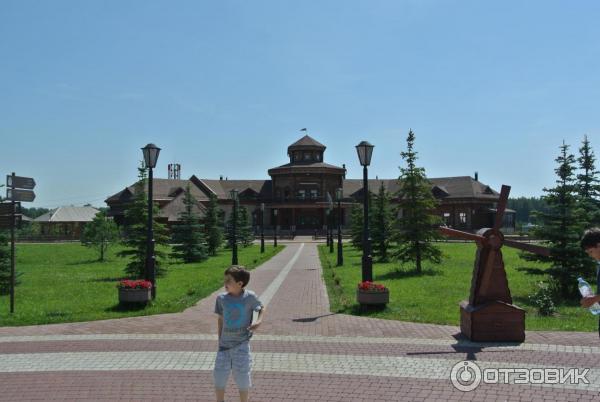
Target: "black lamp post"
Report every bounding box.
[142,143,161,300]
[260,203,265,253]
[230,188,239,265]
[336,187,343,266]
[356,141,374,282]
[273,208,278,247]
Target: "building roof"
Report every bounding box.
[34,206,100,223]
[268,162,346,175]
[341,176,499,200]
[288,135,326,151]
[159,191,207,222]
[197,179,272,199]
[105,178,209,203]
[107,175,500,211]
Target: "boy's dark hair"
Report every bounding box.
[581,227,600,250]
[225,265,250,287]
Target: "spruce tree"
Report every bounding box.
[204,194,223,256]
[371,182,393,262]
[117,164,169,278]
[225,203,253,248]
[577,135,600,227]
[170,185,208,263]
[349,203,364,250]
[528,142,593,298]
[391,129,443,273]
[237,206,254,247]
[81,210,120,261]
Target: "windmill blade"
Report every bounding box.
[439,226,485,242]
[493,185,511,232]
[504,239,550,257]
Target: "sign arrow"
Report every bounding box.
[6,175,36,190]
[7,189,35,202]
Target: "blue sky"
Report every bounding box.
[1,0,599,208]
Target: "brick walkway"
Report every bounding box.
[1,243,599,401]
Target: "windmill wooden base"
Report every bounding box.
[439,185,549,344]
[460,300,525,342]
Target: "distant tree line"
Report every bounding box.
[507,197,550,225]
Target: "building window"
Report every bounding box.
[315,153,320,161]
[459,212,467,225]
[304,152,311,161]
[310,189,318,199]
[297,189,306,200]
[443,212,451,225]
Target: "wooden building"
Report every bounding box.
[34,206,100,240]
[106,135,515,233]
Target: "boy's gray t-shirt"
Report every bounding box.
[214,289,263,349]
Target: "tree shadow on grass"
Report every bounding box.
[91,277,126,283]
[105,303,150,312]
[376,267,442,280]
[515,266,546,275]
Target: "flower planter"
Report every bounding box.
[357,289,389,305]
[119,288,151,304]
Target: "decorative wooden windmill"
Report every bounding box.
[440,185,549,342]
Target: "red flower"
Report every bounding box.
[357,281,388,293]
[117,279,153,290]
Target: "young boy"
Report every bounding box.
[580,228,600,337]
[213,266,265,402]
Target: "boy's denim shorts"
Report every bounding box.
[213,341,252,390]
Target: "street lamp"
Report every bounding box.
[142,143,161,299]
[230,188,239,265]
[356,141,374,282]
[260,203,265,253]
[336,187,343,266]
[273,208,278,247]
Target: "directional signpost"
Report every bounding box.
[6,188,36,202]
[3,173,36,313]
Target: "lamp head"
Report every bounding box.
[141,143,161,169]
[355,141,374,167]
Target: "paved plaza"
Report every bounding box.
[1,242,599,401]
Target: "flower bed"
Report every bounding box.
[357,281,389,305]
[117,280,152,303]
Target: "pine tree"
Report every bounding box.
[391,129,443,273]
[225,203,253,248]
[349,203,364,250]
[81,210,120,261]
[371,182,393,262]
[204,194,223,256]
[117,164,169,278]
[170,185,208,263]
[349,193,374,251]
[237,206,254,247]
[577,135,600,227]
[528,142,593,298]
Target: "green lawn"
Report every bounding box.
[0,243,283,326]
[319,243,598,332]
